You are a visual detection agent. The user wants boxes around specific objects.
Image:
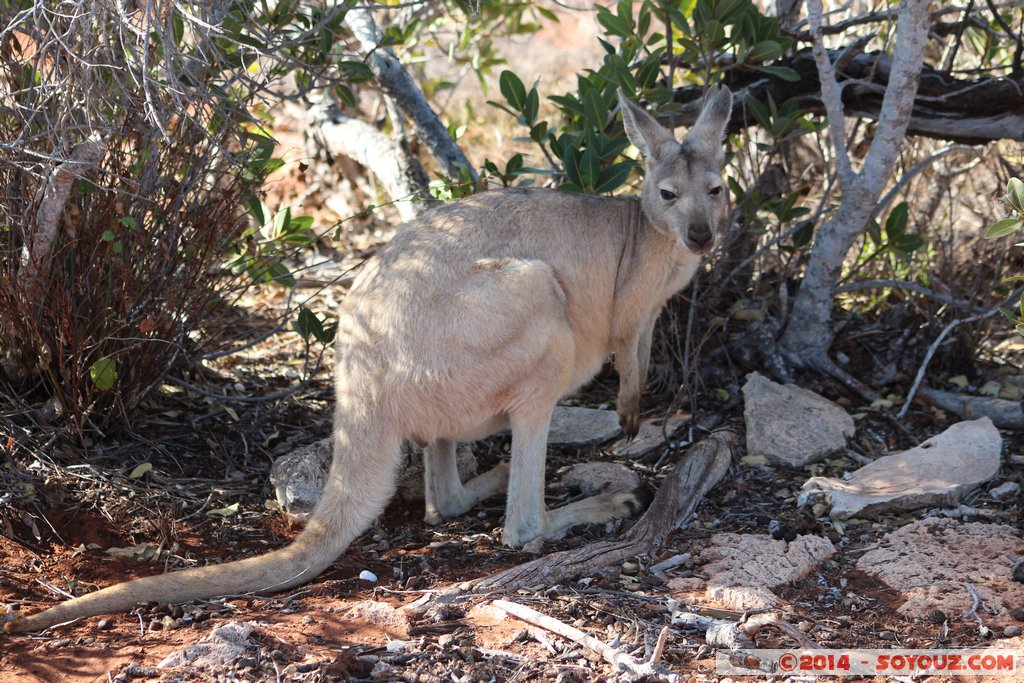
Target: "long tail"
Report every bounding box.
[5,427,403,634]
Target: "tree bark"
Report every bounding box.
[777,0,932,382]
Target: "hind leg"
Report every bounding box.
[423,439,509,525]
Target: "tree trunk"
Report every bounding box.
[778,0,931,386]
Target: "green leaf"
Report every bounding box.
[294,307,322,341]
[1006,178,1024,213]
[499,70,527,113]
[578,148,600,190]
[90,357,117,391]
[101,229,115,242]
[118,216,138,230]
[753,64,800,81]
[746,40,783,63]
[884,202,909,236]
[594,161,634,194]
[985,218,1024,239]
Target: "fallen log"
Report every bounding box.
[470,428,736,593]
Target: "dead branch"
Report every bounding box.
[916,387,1024,429]
[470,429,735,592]
[493,599,679,681]
[345,6,477,181]
[672,50,1024,145]
[672,609,819,649]
[309,104,436,221]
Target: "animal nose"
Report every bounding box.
[687,224,713,248]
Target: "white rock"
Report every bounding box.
[559,461,639,495]
[670,533,835,610]
[991,481,1021,500]
[158,622,256,669]
[547,406,622,447]
[742,372,855,467]
[613,415,690,458]
[359,570,378,583]
[803,418,1002,519]
[857,518,1024,625]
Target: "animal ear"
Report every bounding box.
[689,85,733,156]
[618,89,676,161]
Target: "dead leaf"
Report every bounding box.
[207,502,239,517]
[128,462,153,479]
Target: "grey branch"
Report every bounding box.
[345,6,477,181]
[780,0,932,377]
[310,104,437,221]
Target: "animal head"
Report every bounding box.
[619,86,732,255]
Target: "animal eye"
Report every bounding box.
[709,186,722,196]
[660,189,677,201]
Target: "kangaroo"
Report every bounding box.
[4,86,732,633]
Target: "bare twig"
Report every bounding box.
[493,600,679,681]
[835,279,989,315]
[898,285,1024,419]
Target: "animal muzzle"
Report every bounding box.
[685,225,714,255]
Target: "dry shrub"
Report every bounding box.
[0,1,295,436]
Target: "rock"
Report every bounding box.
[158,622,257,669]
[270,438,332,520]
[548,406,622,447]
[612,414,689,458]
[396,442,477,503]
[742,372,855,467]
[802,418,1002,519]
[857,518,1024,626]
[559,461,640,495]
[991,481,1021,500]
[271,439,478,516]
[670,533,835,611]
[1005,625,1022,637]
[341,601,410,638]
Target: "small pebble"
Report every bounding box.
[235,656,258,670]
[96,618,113,630]
[1012,608,1024,622]
[302,615,315,625]
[878,631,897,641]
[358,570,378,583]
[1004,625,1022,637]
[768,520,796,541]
[991,482,1021,500]
[1012,562,1024,583]
[926,609,947,625]
[123,666,158,679]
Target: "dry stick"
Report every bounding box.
[897,285,1024,419]
[493,600,677,681]
[470,430,735,593]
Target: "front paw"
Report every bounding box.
[618,410,639,440]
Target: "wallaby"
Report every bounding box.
[4,86,732,633]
